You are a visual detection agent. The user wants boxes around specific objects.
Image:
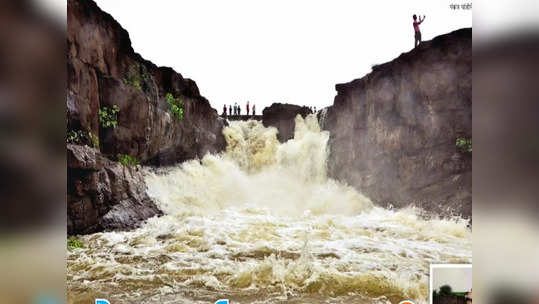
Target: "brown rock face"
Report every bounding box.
[67,0,226,233]
[67,0,226,165]
[262,103,312,142]
[321,28,472,218]
[67,144,162,234]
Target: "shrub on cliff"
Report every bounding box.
[166,93,184,120]
[99,105,120,128]
[117,153,140,166]
[67,129,86,144]
[67,128,99,149]
[123,63,147,92]
[456,137,472,152]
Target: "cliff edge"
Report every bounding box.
[67,0,226,234]
[321,28,472,218]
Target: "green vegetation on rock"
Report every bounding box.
[123,63,143,91]
[456,137,472,152]
[117,153,140,166]
[67,129,86,144]
[123,62,152,92]
[67,128,99,149]
[67,237,83,249]
[124,77,142,91]
[88,131,99,149]
[166,93,184,120]
[99,105,120,128]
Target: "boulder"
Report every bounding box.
[67,144,162,234]
[262,103,312,142]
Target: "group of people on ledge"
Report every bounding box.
[223,101,256,116]
[221,14,425,119]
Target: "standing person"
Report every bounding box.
[223,104,227,116]
[238,104,241,115]
[234,102,238,115]
[252,104,256,115]
[413,14,425,48]
[246,101,250,116]
[229,105,232,116]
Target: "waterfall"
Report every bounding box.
[67,114,472,304]
[318,107,329,130]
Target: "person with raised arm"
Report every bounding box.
[413,14,425,48]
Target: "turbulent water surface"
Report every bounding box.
[67,115,471,304]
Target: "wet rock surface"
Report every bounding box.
[321,28,472,218]
[68,0,226,165]
[67,0,226,233]
[67,144,162,234]
[262,103,312,142]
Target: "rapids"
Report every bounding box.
[67,115,472,304]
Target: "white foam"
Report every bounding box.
[67,115,471,303]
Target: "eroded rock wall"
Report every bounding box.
[68,0,226,165]
[321,28,472,217]
[67,144,162,234]
[67,0,226,233]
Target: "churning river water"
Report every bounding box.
[67,115,471,304]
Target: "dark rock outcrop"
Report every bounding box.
[67,0,226,165]
[67,144,162,234]
[67,0,226,234]
[262,103,312,142]
[321,28,472,218]
[224,115,263,121]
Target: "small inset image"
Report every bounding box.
[430,264,472,304]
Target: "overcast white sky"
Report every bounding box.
[67,0,471,112]
[88,0,471,112]
[433,267,472,292]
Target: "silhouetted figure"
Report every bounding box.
[252,104,256,115]
[413,14,425,48]
[314,106,317,112]
[238,105,241,115]
[229,105,232,116]
[223,104,227,116]
[246,101,250,115]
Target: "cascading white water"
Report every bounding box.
[318,107,329,130]
[67,115,471,304]
[146,115,372,218]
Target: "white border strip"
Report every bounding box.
[429,264,472,304]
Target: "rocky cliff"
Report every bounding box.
[67,0,226,234]
[321,28,472,218]
[262,103,312,142]
[67,144,162,234]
